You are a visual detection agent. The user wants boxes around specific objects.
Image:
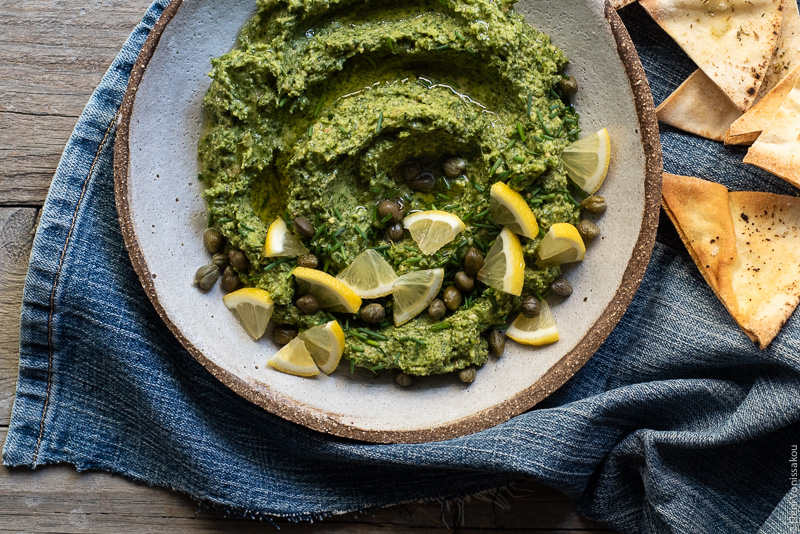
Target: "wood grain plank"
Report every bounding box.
[0,0,153,206]
[0,208,38,424]
[0,426,611,532]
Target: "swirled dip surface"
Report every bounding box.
[199,0,581,375]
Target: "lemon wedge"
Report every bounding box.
[505,300,559,346]
[477,227,525,296]
[299,320,345,374]
[489,181,539,239]
[562,128,611,194]
[403,210,466,255]
[264,217,309,258]
[268,337,320,377]
[222,287,274,340]
[536,223,586,266]
[335,249,398,299]
[292,267,362,313]
[392,268,445,326]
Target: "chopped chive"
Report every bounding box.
[550,103,560,111]
[330,241,343,253]
[355,226,368,240]
[443,177,452,190]
[536,109,553,136]
[517,122,526,142]
[278,97,288,108]
[568,128,582,137]
[350,331,370,342]
[312,92,325,118]
[474,182,485,193]
[563,117,577,125]
[403,245,417,252]
[311,226,326,242]
[435,44,450,50]
[430,323,452,332]
[465,47,476,54]
[336,125,348,135]
[308,126,314,136]
[364,55,377,68]
[370,245,391,251]
[504,138,518,151]
[448,257,461,267]
[357,327,389,341]
[527,91,533,116]
[462,210,475,222]
[538,228,546,239]
[489,157,503,176]
[323,258,330,272]
[386,36,394,52]
[405,257,423,264]
[476,209,490,219]
[513,155,526,163]
[455,31,467,41]
[549,88,560,100]
[529,198,543,205]
[334,227,346,238]
[398,336,411,341]
[264,261,281,272]
[436,193,451,201]
[542,134,556,141]
[409,337,427,346]
[350,359,355,373]
[565,192,581,206]
[369,364,384,372]
[539,193,557,200]
[473,222,496,229]
[365,339,380,348]
[380,213,393,224]
[351,346,366,353]
[334,207,343,221]
[215,217,232,224]
[376,111,383,133]
[497,170,513,180]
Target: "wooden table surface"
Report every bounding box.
[0,2,616,531]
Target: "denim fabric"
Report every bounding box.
[4,2,799,532]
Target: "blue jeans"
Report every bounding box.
[3,2,799,532]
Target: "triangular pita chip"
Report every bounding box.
[760,0,800,100]
[743,76,800,189]
[726,63,800,145]
[656,70,742,141]
[611,0,637,9]
[662,173,800,349]
[639,0,784,112]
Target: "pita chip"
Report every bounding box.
[726,63,800,146]
[662,173,800,349]
[611,0,637,9]
[656,70,742,141]
[639,0,784,112]
[743,76,800,189]
[760,0,800,100]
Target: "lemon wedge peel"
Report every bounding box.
[489,182,539,239]
[505,300,559,346]
[403,210,466,255]
[335,249,398,299]
[476,227,525,296]
[536,222,586,266]
[268,337,320,377]
[292,267,363,313]
[562,128,611,195]
[392,268,445,326]
[222,287,274,341]
[264,217,309,258]
[299,320,345,374]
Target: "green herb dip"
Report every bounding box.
[199,0,581,376]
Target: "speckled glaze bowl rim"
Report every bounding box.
[114,0,663,444]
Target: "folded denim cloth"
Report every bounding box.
[4,1,799,532]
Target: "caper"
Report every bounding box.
[294,217,315,238]
[220,266,240,292]
[454,271,474,293]
[296,294,320,315]
[410,172,436,192]
[428,298,447,321]
[194,264,219,291]
[581,195,607,215]
[488,330,505,357]
[272,325,298,345]
[558,76,579,98]
[578,219,600,241]
[520,295,541,318]
[377,199,402,223]
[442,286,462,311]
[392,196,406,213]
[443,157,467,178]
[550,278,573,297]
[203,228,224,254]
[385,222,405,242]
[212,252,229,270]
[297,253,319,269]
[396,372,413,387]
[458,367,477,384]
[463,246,485,276]
[229,249,249,271]
[399,159,422,182]
[360,303,386,324]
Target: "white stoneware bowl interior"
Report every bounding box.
[116,0,661,442]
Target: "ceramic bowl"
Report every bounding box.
[115,0,662,443]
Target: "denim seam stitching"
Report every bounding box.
[32,112,119,464]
